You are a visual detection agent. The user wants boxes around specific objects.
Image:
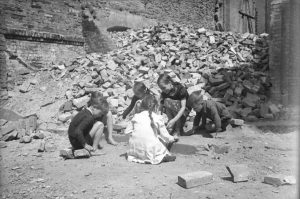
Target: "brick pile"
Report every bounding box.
[54,23,278,124]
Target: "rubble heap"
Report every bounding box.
[57,23,275,124]
[1,23,280,144]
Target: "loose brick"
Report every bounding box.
[226,164,250,182]
[60,148,75,159]
[73,95,90,109]
[264,175,296,186]
[230,119,244,126]
[178,171,213,189]
[74,149,91,158]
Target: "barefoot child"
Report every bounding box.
[125,94,177,164]
[188,91,232,134]
[68,92,116,154]
[122,82,150,119]
[157,74,191,136]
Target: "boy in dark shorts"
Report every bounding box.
[188,91,232,134]
[68,92,115,153]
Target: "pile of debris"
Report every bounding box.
[55,23,278,125]
[2,23,281,140]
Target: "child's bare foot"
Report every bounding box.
[108,138,118,146]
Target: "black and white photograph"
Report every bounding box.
[0,0,299,198]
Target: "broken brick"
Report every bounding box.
[226,164,250,182]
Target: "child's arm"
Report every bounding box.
[167,99,186,128]
[209,104,222,132]
[156,116,175,143]
[122,96,139,119]
[106,111,117,145]
[124,120,134,134]
[193,110,202,130]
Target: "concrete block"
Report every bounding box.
[226,164,250,182]
[178,171,213,188]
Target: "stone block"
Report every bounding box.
[74,149,90,158]
[226,164,250,182]
[178,171,213,189]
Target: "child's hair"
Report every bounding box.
[157,74,174,87]
[133,82,147,95]
[188,91,204,107]
[88,92,109,114]
[140,94,158,135]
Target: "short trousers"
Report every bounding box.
[69,134,93,150]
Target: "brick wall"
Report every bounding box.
[269,0,300,105]
[0,0,82,36]
[6,40,85,69]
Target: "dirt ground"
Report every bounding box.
[0,123,298,199]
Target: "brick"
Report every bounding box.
[74,149,91,158]
[178,171,213,189]
[226,164,250,182]
[73,95,90,109]
[230,119,244,126]
[58,112,72,122]
[60,148,75,159]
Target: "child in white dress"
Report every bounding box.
[125,94,178,164]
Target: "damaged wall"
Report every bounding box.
[269,0,300,105]
[0,0,85,69]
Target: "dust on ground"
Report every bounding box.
[0,123,298,199]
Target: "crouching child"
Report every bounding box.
[188,91,232,134]
[67,92,116,157]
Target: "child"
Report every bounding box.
[68,92,116,154]
[188,91,232,134]
[125,94,177,164]
[122,82,150,119]
[157,74,191,136]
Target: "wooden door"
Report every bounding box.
[238,0,257,33]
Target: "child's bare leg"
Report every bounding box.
[89,121,105,150]
[106,111,117,145]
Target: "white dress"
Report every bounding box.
[125,111,175,164]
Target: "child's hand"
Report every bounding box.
[167,119,176,129]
